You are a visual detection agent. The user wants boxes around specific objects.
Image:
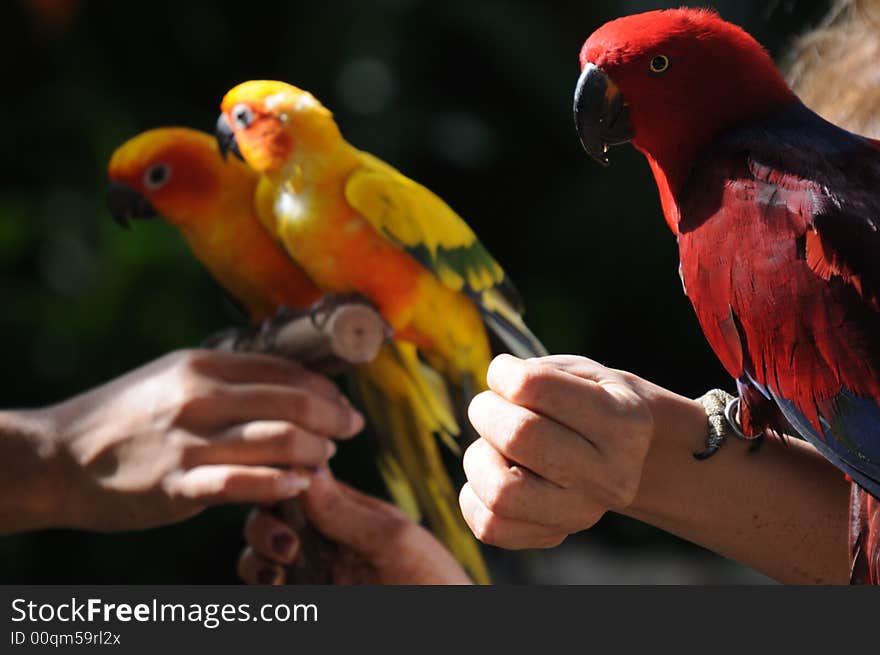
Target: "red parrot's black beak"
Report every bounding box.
[216,113,244,161]
[106,181,157,229]
[574,63,632,166]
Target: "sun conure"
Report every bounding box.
[107,127,490,582]
[215,81,547,403]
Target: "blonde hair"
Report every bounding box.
[786,0,880,136]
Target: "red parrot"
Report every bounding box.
[573,9,880,501]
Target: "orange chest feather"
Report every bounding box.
[185,214,322,323]
[277,196,429,325]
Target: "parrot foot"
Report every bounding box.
[258,305,310,352]
[693,391,762,460]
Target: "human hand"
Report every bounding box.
[237,468,472,585]
[37,349,363,532]
[460,354,657,549]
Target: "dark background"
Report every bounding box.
[0,0,829,583]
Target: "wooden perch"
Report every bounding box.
[204,298,389,584]
[206,298,388,368]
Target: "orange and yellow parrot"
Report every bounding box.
[215,80,546,404]
[106,127,490,582]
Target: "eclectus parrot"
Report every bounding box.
[214,81,547,399]
[106,127,490,582]
[573,9,880,500]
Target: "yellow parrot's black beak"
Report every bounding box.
[574,63,632,167]
[216,114,244,161]
[106,181,157,229]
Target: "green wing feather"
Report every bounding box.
[345,152,546,357]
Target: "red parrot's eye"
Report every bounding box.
[649,55,670,74]
[144,163,170,190]
[232,104,255,130]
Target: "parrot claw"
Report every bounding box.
[693,391,763,460]
[259,305,308,350]
[692,436,724,461]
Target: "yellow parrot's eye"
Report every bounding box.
[649,55,670,74]
[232,104,255,130]
[144,163,171,190]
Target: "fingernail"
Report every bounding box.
[256,567,281,585]
[276,472,310,496]
[271,531,298,560]
[325,440,337,458]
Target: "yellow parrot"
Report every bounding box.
[215,80,546,403]
[107,127,490,582]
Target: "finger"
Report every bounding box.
[500,355,652,446]
[524,354,608,379]
[243,507,301,564]
[237,546,286,585]
[189,350,346,402]
[463,438,599,530]
[169,465,311,505]
[209,383,364,438]
[468,390,599,488]
[335,477,407,515]
[458,483,566,550]
[192,421,336,468]
[487,354,623,442]
[302,469,405,557]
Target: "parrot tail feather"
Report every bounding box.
[477,289,548,359]
[352,343,490,583]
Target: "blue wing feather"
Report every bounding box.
[771,388,880,498]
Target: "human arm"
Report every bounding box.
[461,354,850,584]
[0,349,364,534]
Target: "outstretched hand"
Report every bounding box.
[0,349,364,533]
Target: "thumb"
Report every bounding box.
[302,468,405,557]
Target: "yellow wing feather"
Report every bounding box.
[345,151,506,296]
[344,151,547,358]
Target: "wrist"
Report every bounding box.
[620,379,709,523]
[0,406,70,532]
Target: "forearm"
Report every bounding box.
[623,382,851,584]
[0,408,67,533]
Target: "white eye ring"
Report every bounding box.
[144,163,171,190]
[232,103,255,129]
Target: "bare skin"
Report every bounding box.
[463,355,850,584]
[243,354,850,585]
[0,349,364,534]
[238,468,470,585]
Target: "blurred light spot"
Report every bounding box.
[336,57,396,115]
[38,232,94,296]
[430,112,496,169]
[21,0,81,33]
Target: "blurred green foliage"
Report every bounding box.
[0,0,828,583]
